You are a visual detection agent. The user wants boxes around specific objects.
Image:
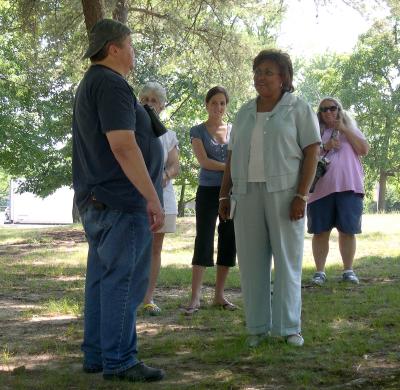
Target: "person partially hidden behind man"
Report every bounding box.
[72,19,165,382]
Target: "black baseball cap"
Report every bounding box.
[83,19,132,59]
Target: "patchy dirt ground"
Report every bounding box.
[1,282,400,389]
[1,224,400,389]
[0,284,244,390]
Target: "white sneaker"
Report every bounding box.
[286,334,304,347]
[342,270,359,284]
[311,272,327,286]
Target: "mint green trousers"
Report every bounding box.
[233,183,305,336]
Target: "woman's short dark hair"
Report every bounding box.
[252,49,294,93]
[205,86,229,104]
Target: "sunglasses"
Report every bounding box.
[319,105,338,113]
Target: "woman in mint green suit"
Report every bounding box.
[219,49,321,347]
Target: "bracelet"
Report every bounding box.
[295,193,308,202]
[219,197,230,202]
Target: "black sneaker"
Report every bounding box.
[83,365,102,373]
[103,362,165,382]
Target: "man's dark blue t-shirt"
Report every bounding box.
[72,64,163,213]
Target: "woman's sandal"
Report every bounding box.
[222,302,237,311]
[213,301,237,311]
[143,302,161,316]
[183,306,200,316]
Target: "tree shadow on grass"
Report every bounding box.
[1,248,399,388]
[0,228,86,257]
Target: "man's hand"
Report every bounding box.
[147,199,165,232]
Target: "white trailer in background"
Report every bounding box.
[8,180,74,224]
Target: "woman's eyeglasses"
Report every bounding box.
[319,106,338,113]
[253,69,280,77]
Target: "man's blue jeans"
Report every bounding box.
[81,205,152,374]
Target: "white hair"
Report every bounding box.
[139,81,167,108]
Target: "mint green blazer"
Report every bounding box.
[229,92,321,195]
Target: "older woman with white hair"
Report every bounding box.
[308,97,369,286]
[139,82,180,315]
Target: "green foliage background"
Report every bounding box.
[0,0,399,210]
[0,0,283,209]
[295,18,400,209]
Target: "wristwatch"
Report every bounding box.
[295,193,308,202]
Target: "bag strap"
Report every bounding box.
[322,129,338,158]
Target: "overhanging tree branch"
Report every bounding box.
[129,7,169,20]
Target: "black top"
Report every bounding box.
[72,64,163,213]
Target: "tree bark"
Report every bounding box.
[378,170,388,212]
[113,0,129,24]
[81,0,105,33]
[178,182,186,217]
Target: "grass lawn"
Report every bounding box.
[0,214,399,389]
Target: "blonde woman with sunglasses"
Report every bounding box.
[307,97,369,286]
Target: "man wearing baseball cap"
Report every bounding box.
[72,18,165,382]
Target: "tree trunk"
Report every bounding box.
[113,0,129,24]
[81,0,105,33]
[377,170,388,212]
[178,182,186,217]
